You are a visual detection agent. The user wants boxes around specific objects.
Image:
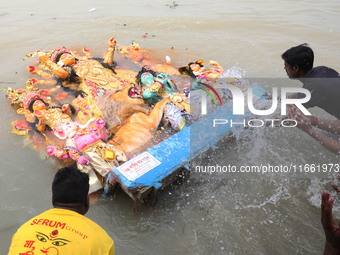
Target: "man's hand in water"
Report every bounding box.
[321,186,340,255]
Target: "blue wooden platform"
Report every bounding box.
[106,85,267,196]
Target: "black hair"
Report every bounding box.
[53,59,86,97]
[54,52,65,64]
[52,54,115,97]
[91,57,117,74]
[26,98,48,134]
[58,102,76,115]
[27,116,46,135]
[179,62,204,78]
[187,62,198,78]
[281,43,314,74]
[67,103,76,115]
[65,68,79,83]
[55,77,87,98]
[28,98,76,115]
[27,98,76,134]
[136,66,157,85]
[28,98,49,113]
[52,164,89,204]
[53,53,84,84]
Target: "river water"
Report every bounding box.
[1,0,340,254]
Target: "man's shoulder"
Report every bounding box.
[25,208,109,234]
[9,208,114,255]
[50,209,108,231]
[308,66,339,78]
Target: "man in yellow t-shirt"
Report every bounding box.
[8,164,115,255]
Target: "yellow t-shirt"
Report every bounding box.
[8,208,115,255]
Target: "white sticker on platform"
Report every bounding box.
[116,152,161,181]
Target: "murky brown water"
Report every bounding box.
[1,1,340,254]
